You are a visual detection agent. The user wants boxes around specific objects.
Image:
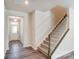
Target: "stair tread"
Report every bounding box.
[38,47,48,56]
[45,38,58,45]
[44,40,49,44]
[39,46,48,53]
[41,43,48,48]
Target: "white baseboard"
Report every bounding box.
[23,44,32,48]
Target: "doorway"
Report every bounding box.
[8,16,23,41]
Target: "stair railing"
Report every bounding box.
[48,14,69,59]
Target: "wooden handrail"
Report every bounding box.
[52,14,67,32]
[48,14,68,59]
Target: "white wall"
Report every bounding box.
[52,8,74,59]
[4,9,9,53]
[35,11,52,41]
[31,10,55,49]
[35,10,52,48]
[4,9,31,53]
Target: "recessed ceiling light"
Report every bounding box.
[25,0,29,5]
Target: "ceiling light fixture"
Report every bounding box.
[25,0,29,5]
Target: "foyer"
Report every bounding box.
[4,0,74,59]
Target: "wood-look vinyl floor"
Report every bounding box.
[5,40,47,59]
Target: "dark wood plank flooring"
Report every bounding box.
[5,40,47,59]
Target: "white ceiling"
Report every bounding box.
[4,0,74,13]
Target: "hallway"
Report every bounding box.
[5,40,47,59]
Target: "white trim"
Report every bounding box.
[23,44,32,48]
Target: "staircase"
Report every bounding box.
[38,14,69,59]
